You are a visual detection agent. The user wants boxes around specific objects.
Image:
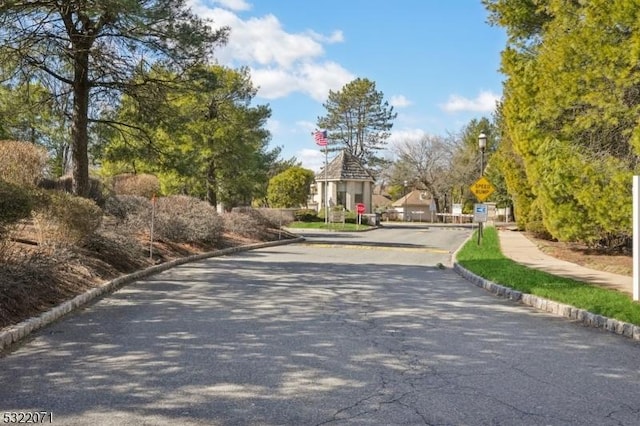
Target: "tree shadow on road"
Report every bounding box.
[1,256,638,425]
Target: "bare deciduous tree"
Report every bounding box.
[390,135,456,212]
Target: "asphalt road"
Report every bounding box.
[1,224,639,425]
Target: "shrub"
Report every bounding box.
[256,208,295,227]
[0,250,59,328]
[224,211,259,239]
[232,207,286,229]
[344,210,358,224]
[111,173,160,198]
[83,231,148,274]
[294,209,320,222]
[39,175,108,207]
[103,195,152,233]
[154,196,222,244]
[525,220,554,241]
[0,180,33,229]
[33,190,103,247]
[525,198,553,240]
[0,140,48,187]
[223,208,278,240]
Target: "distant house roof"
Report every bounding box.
[315,150,374,182]
[392,190,434,207]
[373,194,393,208]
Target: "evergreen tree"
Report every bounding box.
[101,65,274,209]
[485,0,637,246]
[0,0,228,196]
[317,78,397,175]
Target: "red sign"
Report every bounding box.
[356,203,366,214]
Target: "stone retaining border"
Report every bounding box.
[0,237,305,352]
[453,262,640,341]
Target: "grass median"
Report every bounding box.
[456,226,640,326]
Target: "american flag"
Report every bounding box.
[313,130,328,147]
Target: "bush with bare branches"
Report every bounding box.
[103,195,152,234]
[154,196,223,244]
[0,250,62,328]
[224,208,282,240]
[256,208,294,227]
[111,173,160,198]
[0,140,48,187]
[0,181,33,235]
[39,176,108,207]
[33,190,103,247]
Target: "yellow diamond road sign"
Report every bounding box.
[470,176,495,202]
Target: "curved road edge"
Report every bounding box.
[451,235,640,341]
[0,237,305,352]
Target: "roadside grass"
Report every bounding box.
[287,222,371,231]
[456,226,640,326]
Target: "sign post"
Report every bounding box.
[452,204,463,223]
[470,177,495,245]
[474,203,488,244]
[150,194,157,259]
[356,203,365,226]
[470,176,495,202]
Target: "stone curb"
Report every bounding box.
[453,262,640,341]
[0,237,305,352]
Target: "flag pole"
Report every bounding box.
[313,129,329,224]
[324,143,328,224]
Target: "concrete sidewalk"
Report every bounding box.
[498,229,633,296]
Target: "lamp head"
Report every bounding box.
[478,133,487,151]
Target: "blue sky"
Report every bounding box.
[189,0,507,171]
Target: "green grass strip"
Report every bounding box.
[456,226,640,326]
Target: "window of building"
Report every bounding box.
[337,182,346,207]
[354,182,364,204]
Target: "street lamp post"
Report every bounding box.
[477,132,487,244]
[404,180,408,222]
[478,132,487,176]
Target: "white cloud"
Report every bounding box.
[440,90,500,113]
[211,12,325,68]
[390,95,412,108]
[297,148,325,172]
[307,30,345,44]
[298,61,353,101]
[388,128,428,147]
[212,0,251,11]
[188,1,352,101]
[250,68,301,98]
[249,61,352,101]
[265,118,281,135]
[296,120,317,133]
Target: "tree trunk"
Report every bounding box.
[71,47,91,197]
[206,158,218,208]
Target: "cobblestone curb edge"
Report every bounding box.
[0,237,305,352]
[451,238,640,341]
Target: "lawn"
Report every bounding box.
[456,226,640,326]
